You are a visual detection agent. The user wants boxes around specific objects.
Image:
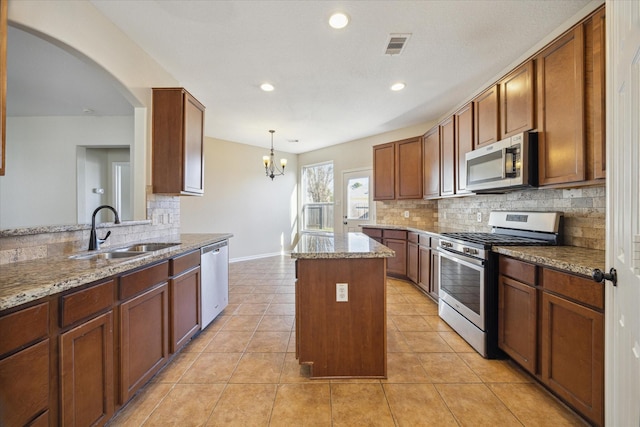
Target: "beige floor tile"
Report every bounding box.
[424,315,454,332]
[265,303,295,316]
[286,332,296,352]
[438,331,476,352]
[143,383,225,426]
[459,352,532,383]
[251,285,280,293]
[151,351,198,383]
[179,352,242,383]
[232,303,270,315]
[228,284,255,294]
[436,383,522,426]
[382,352,431,383]
[387,303,423,315]
[108,382,173,426]
[269,383,332,426]
[205,384,277,426]
[270,293,295,303]
[279,352,318,383]
[238,293,276,304]
[246,331,290,352]
[387,293,409,304]
[418,353,482,383]
[384,383,459,426]
[330,383,395,426]
[203,331,253,353]
[229,352,285,383]
[275,285,295,294]
[391,314,434,331]
[413,303,439,315]
[181,328,218,353]
[387,329,412,352]
[220,314,262,331]
[257,315,294,331]
[489,383,587,426]
[401,331,454,352]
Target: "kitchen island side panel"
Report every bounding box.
[295,257,387,378]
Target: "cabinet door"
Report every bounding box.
[60,312,114,427]
[541,291,603,426]
[454,103,473,194]
[396,137,423,199]
[170,266,201,353]
[500,60,535,138]
[439,116,455,196]
[0,340,49,427]
[417,246,432,297]
[586,7,606,180]
[383,238,407,277]
[422,127,440,199]
[183,92,205,194]
[498,275,537,374]
[119,283,169,404]
[407,241,419,283]
[536,26,586,186]
[429,250,440,300]
[373,143,395,200]
[474,85,500,147]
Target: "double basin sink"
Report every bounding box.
[70,243,180,261]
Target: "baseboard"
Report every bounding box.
[230,251,292,263]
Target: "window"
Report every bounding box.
[302,162,334,232]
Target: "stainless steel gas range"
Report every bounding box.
[437,211,563,358]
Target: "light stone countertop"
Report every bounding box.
[0,233,232,311]
[493,245,605,278]
[291,232,395,259]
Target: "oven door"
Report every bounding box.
[438,248,485,331]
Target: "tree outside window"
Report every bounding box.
[302,162,334,231]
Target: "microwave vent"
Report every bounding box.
[384,33,411,55]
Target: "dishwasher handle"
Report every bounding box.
[202,240,228,255]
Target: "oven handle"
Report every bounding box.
[437,247,485,269]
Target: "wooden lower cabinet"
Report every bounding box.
[417,245,434,299]
[119,283,169,403]
[541,291,604,426]
[170,266,201,353]
[384,238,407,277]
[407,240,419,283]
[60,311,114,427]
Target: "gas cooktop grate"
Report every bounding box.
[440,232,552,246]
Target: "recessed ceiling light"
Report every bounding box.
[329,12,349,29]
[260,83,275,92]
[391,82,406,91]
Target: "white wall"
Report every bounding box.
[0,116,133,228]
[297,122,435,233]
[180,137,298,261]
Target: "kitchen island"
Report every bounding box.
[291,232,395,378]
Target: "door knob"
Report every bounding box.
[592,268,617,286]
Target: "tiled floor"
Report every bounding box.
[108,255,587,426]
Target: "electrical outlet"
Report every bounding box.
[336,283,348,302]
[404,211,410,218]
[477,212,482,222]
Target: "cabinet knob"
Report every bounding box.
[592,268,617,286]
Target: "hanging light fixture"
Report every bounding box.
[262,130,287,180]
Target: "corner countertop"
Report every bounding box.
[0,233,232,311]
[291,232,395,259]
[492,245,605,278]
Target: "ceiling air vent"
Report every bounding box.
[384,33,411,56]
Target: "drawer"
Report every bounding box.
[119,261,169,300]
[362,228,382,238]
[61,279,115,328]
[0,302,49,357]
[542,268,604,310]
[418,234,431,246]
[499,256,537,286]
[170,249,200,276]
[408,232,419,243]
[383,229,407,240]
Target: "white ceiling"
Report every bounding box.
[10,1,594,154]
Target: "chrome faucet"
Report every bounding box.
[88,205,121,250]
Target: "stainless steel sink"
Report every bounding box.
[70,251,143,260]
[116,243,180,252]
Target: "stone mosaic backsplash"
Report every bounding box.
[376,185,606,250]
[0,187,181,265]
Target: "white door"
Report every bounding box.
[605,1,640,425]
[342,169,374,233]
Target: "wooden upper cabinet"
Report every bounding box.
[373,142,395,200]
[396,137,423,199]
[500,60,535,138]
[373,137,422,201]
[474,84,500,147]
[439,116,455,196]
[422,126,440,199]
[536,26,586,186]
[454,103,474,194]
[586,7,606,181]
[152,88,205,195]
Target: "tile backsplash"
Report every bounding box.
[376,185,606,250]
[0,187,181,265]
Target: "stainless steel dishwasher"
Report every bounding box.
[200,240,229,329]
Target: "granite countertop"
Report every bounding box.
[360,223,464,236]
[0,233,232,311]
[291,232,395,259]
[493,245,605,278]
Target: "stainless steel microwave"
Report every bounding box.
[465,132,537,193]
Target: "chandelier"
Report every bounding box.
[262,130,287,180]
